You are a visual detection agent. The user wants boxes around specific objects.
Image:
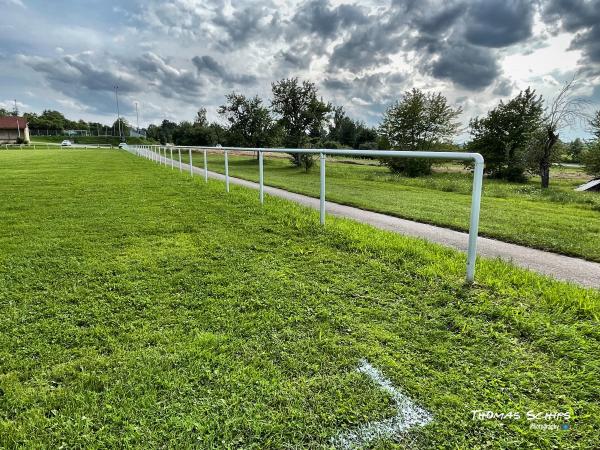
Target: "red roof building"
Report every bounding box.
[0,116,30,144]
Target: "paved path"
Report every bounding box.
[160,153,600,289]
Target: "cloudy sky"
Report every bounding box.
[1,0,599,140]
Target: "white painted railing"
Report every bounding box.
[1,143,115,150]
[131,145,485,284]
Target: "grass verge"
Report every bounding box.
[181,152,600,262]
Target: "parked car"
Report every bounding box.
[60,140,73,147]
[118,142,128,149]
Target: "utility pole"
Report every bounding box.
[134,101,140,133]
[13,99,18,116]
[114,86,122,139]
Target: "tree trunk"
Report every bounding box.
[540,160,550,189]
[541,129,559,189]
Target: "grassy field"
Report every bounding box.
[0,149,598,448]
[180,152,600,262]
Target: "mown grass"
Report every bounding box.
[0,149,598,449]
[181,152,600,262]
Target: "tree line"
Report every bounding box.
[0,108,132,137]
[5,76,599,186]
[146,77,599,186]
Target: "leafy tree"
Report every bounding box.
[467,88,543,182]
[585,111,600,177]
[218,93,274,156]
[525,130,564,178]
[568,138,585,163]
[112,118,130,139]
[354,124,377,149]
[590,110,600,140]
[379,88,462,176]
[583,141,600,177]
[0,108,9,117]
[328,106,377,149]
[271,77,331,168]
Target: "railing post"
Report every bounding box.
[204,150,208,182]
[225,149,230,192]
[259,151,264,204]
[189,149,193,176]
[466,159,484,283]
[320,152,326,225]
[178,148,182,172]
[170,148,173,169]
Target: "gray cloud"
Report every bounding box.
[464,0,534,47]
[192,55,257,86]
[292,0,367,38]
[213,4,281,50]
[430,41,500,90]
[132,52,204,99]
[21,52,140,114]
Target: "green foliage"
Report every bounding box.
[590,110,600,140]
[328,106,377,149]
[271,77,332,166]
[218,93,275,150]
[525,129,565,176]
[584,140,600,177]
[379,88,462,176]
[468,88,543,182]
[185,153,600,261]
[0,150,598,449]
[567,138,586,163]
[112,118,130,139]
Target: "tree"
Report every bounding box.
[583,141,600,177]
[218,93,274,157]
[531,79,589,188]
[467,88,543,182]
[194,108,208,127]
[379,88,462,176]
[112,118,130,139]
[271,77,332,168]
[525,129,564,180]
[0,108,8,117]
[567,138,585,163]
[590,110,600,140]
[585,111,600,177]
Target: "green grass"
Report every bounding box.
[181,152,600,262]
[1,149,599,448]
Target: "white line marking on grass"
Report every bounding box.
[331,359,433,450]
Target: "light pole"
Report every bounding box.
[114,86,122,139]
[134,101,140,133]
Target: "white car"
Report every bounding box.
[118,142,128,149]
[60,140,73,147]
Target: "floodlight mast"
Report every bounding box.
[131,145,484,284]
[114,86,122,139]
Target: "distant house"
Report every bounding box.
[0,116,30,144]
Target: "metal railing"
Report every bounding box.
[131,145,485,283]
[2,143,115,150]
